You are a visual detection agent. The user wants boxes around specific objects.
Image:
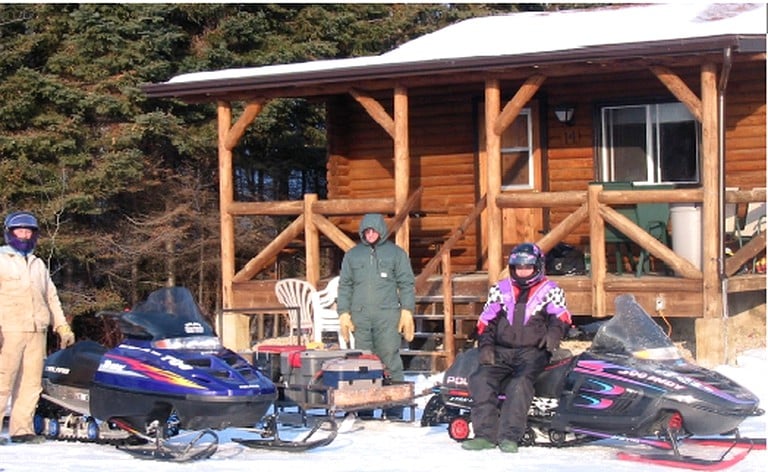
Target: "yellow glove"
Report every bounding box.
[55,324,75,349]
[339,312,355,343]
[398,309,415,342]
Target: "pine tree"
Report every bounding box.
[0,4,538,332]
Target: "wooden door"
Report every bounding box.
[478,102,544,266]
[500,106,543,254]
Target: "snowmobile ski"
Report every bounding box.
[615,432,764,470]
[231,414,338,452]
[113,418,219,462]
[617,444,752,471]
[681,436,766,450]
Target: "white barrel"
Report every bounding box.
[670,203,702,271]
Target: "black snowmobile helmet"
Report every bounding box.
[4,210,40,255]
[508,242,545,288]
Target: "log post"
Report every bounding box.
[485,79,503,284]
[696,62,725,367]
[304,193,320,287]
[394,85,410,252]
[218,101,248,351]
[588,184,607,317]
[441,253,455,366]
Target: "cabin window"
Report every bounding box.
[500,109,534,190]
[599,103,700,184]
[501,108,533,190]
[478,106,534,190]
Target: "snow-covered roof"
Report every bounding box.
[384,2,766,62]
[144,3,766,98]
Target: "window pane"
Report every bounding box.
[501,116,529,150]
[501,111,532,188]
[605,107,647,181]
[501,151,530,187]
[478,106,533,189]
[656,103,699,183]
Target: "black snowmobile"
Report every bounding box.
[35,287,337,462]
[422,294,765,470]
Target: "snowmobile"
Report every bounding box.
[35,287,337,462]
[421,294,765,470]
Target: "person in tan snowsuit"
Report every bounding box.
[0,211,74,444]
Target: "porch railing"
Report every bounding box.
[228,185,765,362]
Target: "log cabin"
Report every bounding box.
[142,3,766,369]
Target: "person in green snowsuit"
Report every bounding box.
[336,213,416,400]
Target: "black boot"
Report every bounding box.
[383,406,403,420]
[356,409,375,419]
[10,434,46,444]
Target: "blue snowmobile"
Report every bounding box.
[422,294,764,470]
[35,287,337,461]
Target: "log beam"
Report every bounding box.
[233,215,305,282]
[493,74,546,135]
[725,232,766,276]
[224,100,264,151]
[312,213,356,252]
[650,66,702,122]
[388,187,423,236]
[349,87,395,138]
[599,205,702,279]
[537,203,589,254]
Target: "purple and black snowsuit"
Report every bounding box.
[468,276,572,445]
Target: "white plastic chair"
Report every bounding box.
[739,198,766,271]
[310,276,354,349]
[740,200,766,241]
[274,278,314,345]
[724,187,739,237]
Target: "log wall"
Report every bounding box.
[327,61,766,274]
[328,86,483,271]
[544,64,766,248]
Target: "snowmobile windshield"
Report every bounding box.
[118,287,219,348]
[590,294,681,361]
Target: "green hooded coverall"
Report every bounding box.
[337,213,415,382]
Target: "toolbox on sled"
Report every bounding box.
[253,344,306,381]
[321,356,385,389]
[269,349,415,415]
[277,349,374,405]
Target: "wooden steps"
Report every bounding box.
[400,294,484,374]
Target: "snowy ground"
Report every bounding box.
[1,349,766,472]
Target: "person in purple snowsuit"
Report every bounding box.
[462,242,572,453]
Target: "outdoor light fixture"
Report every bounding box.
[554,105,576,125]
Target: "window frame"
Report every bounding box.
[499,108,534,191]
[597,101,701,185]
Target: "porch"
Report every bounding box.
[408,269,764,372]
[140,3,766,371]
[225,185,765,370]
[234,269,764,373]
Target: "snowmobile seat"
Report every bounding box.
[43,340,107,389]
[550,347,572,362]
[534,355,576,398]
